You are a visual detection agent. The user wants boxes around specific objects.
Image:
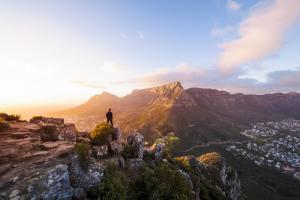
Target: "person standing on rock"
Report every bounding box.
[106,108,113,127]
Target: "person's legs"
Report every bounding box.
[106,118,109,124]
[109,119,113,127]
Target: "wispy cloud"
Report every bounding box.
[218,0,300,74]
[227,0,241,11]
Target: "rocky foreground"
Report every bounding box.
[0,117,242,200]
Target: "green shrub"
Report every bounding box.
[89,122,113,145]
[121,144,135,159]
[165,135,180,154]
[132,163,193,200]
[74,143,91,170]
[88,163,128,200]
[0,112,21,121]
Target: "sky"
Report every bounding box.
[0,0,300,113]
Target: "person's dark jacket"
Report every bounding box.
[106,111,113,120]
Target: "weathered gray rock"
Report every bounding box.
[219,159,241,200]
[179,155,242,200]
[40,124,77,143]
[57,124,77,143]
[9,190,20,199]
[68,155,104,190]
[109,140,123,155]
[152,143,165,161]
[27,164,74,200]
[92,145,108,158]
[127,133,144,159]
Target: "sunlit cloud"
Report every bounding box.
[218,0,300,73]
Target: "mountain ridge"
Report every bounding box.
[53,81,300,145]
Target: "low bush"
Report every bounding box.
[0,112,21,121]
[89,122,113,145]
[121,144,135,159]
[74,142,91,171]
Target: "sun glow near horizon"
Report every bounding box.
[1,0,300,111]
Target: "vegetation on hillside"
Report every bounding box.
[88,162,194,200]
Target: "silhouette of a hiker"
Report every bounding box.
[106,108,113,126]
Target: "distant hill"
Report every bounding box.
[53,81,300,145]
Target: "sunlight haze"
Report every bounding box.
[1,0,300,116]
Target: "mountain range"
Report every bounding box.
[53,81,300,146]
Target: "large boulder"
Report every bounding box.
[68,155,105,190]
[92,145,109,158]
[58,123,77,143]
[127,133,144,159]
[40,124,77,143]
[27,165,74,200]
[40,125,59,142]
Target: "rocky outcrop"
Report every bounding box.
[219,159,241,200]
[33,117,77,143]
[152,142,165,161]
[68,155,104,190]
[176,153,242,200]
[127,133,144,159]
[27,165,74,200]
[30,117,64,125]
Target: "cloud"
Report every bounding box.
[227,0,241,11]
[218,0,300,73]
[71,81,106,89]
[114,63,300,94]
[101,61,122,73]
[211,25,234,37]
[137,31,144,40]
